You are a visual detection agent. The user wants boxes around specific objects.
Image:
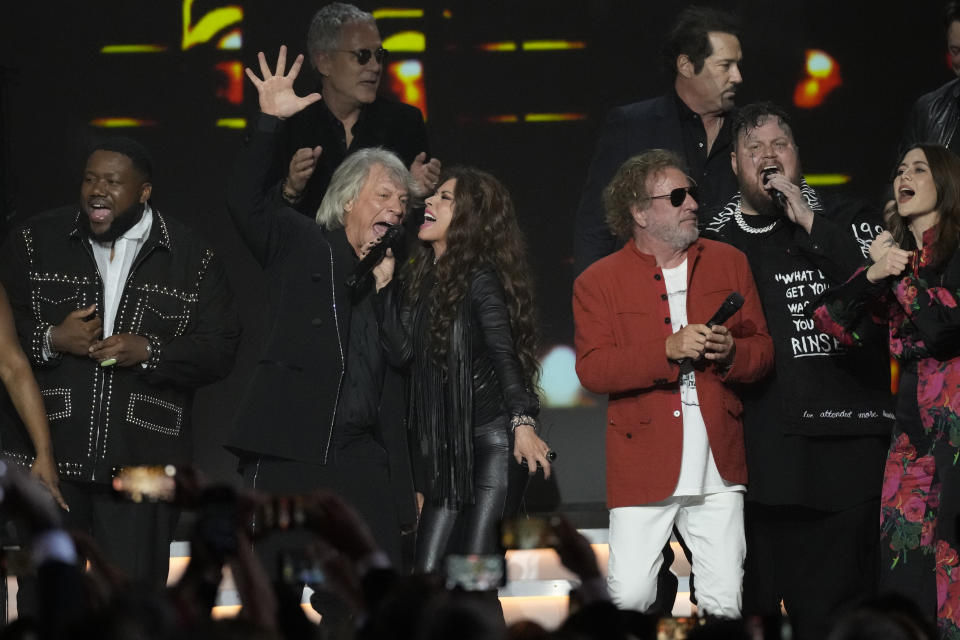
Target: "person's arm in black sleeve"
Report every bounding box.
[141,251,242,388]
[228,46,322,266]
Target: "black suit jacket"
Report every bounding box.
[573,93,738,275]
[226,115,416,530]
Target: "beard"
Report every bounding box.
[647,216,699,251]
[740,180,783,217]
[78,201,146,244]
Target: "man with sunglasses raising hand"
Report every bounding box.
[274,3,441,217]
[573,149,772,617]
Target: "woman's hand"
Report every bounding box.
[866,247,911,283]
[513,424,552,478]
[31,452,68,511]
[869,230,897,264]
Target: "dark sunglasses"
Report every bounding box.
[649,186,697,207]
[336,47,388,65]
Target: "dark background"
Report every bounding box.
[0,1,950,512]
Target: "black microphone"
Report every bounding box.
[761,167,788,209]
[346,223,405,289]
[677,292,745,375]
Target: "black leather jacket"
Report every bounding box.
[901,77,960,154]
[377,266,539,503]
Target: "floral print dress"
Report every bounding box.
[813,229,960,639]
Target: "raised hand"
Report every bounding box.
[244,45,322,119]
[285,146,323,197]
[765,172,814,233]
[409,152,442,196]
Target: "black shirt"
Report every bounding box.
[673,91,736,221]
[278,95,429,217]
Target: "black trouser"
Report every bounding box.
[415,421,528,573]
[743,499,880,640]
[17,480,177,616]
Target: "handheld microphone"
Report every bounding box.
[346,223,405,289]
[761,167,788,209]
[677,292,745,375]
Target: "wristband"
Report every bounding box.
[510,414,537,433]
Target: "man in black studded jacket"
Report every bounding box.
[0,137,241,594]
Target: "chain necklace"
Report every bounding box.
[733,200,778,234]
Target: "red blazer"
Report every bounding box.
[573,239,773,507]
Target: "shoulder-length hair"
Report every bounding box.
[406,167,540,387]
[889,143,960,266]
[315,147,413,229]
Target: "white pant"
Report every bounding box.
[607,491,745,617]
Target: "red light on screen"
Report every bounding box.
[388,60,427,119]
[215,61,244,105]
[793,50,842,109]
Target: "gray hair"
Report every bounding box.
[316,147,415,228]
[307,3,376,68]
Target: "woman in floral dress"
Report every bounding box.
[813,144,960,638]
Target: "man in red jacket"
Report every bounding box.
[573,149,773,617]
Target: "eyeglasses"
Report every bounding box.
[648,186,697,207]
[335,47,388,65]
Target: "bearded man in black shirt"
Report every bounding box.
[703,102,892,640]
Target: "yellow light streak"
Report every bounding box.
[523,113,587,122]
[101,44,167,53]
[804,173,851,186]
[479,41,517,52]
[372,8,424,19]
[90,118,156,128]
[216,118,247,129]
[182,0,243,50]
[521,40,586,51]
[383,31,425,52]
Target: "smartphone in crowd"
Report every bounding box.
[444,554,506,591]
[500,516,558,550]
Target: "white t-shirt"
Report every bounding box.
[661,259,743,496]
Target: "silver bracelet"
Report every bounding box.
[43,325,61,359]
[510,414,537,432]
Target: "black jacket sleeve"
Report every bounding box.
[143,251,241,388]
[470,269,539,418]
[227,115,295,268]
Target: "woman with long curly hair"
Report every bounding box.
[813,144,960,638]
[375,166,552,572]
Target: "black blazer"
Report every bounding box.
[225,115,416,529]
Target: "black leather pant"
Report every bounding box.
[415,421,527,573]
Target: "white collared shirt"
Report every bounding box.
[90,205,153,337]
